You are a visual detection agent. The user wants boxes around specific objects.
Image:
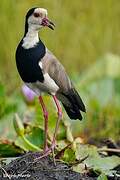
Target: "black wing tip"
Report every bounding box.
[82,106,86,113]
[62,104,84,121]
[79,102,86,113]
[63,88,86,113]
[58,88,86,120]
[68,111,83,121]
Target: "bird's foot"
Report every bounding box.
[34,141,56,162]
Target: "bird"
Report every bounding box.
[16,7,86,157]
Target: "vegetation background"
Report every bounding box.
[0,0,120,143]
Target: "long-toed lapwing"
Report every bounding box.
[16,7,86,157]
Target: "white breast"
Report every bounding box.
[22,28,39,49]
[26,73,59,96]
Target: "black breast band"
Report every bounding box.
[16,40,45,83]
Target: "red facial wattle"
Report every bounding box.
[41,18,55,30]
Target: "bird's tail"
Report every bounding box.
[57,88,86,120]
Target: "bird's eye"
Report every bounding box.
[34,13,39,18]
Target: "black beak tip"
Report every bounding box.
[50,21,55,27]
[48,21,55,30]
[48,24,55,30]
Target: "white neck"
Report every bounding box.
[22,27,39,49]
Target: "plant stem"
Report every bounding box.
[98,148,120,153]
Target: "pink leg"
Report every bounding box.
[35,95,62,161]
[51,95,62,149]
[39,96,48,152]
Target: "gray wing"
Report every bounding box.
[41,49,72,93]
[41,49,86,120]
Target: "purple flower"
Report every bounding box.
[22,85,36,102]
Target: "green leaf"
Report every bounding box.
[0,84,5,97]
[75,144,99,160]
[97,174,108,180]
[0,92,27,139]
[74,144,120,176]
[62,148,76,163]
[92,156,120,172]
[0,141,23,157]
[73,164,87,174]
[0,113,17,139]
[15,126,44,151]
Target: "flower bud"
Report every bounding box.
[22,85,36,102]
[13,113,24,136]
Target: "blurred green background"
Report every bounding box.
[0,0,120,142]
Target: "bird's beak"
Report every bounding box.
[41,18,55,30]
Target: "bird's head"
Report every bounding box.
[25,7,55,33]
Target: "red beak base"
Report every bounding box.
[41,18,55,30]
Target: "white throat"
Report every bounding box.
[22,27,39,49]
